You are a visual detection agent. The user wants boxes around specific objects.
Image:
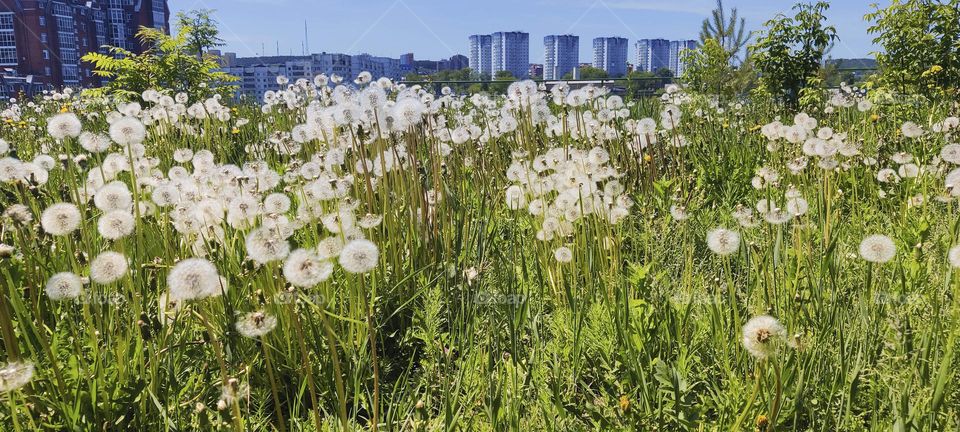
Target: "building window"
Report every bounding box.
[44,66,51,76]
[43,50,49,60]
[0,13,16,67]
[39,16,46,27]
[41,33,47,43]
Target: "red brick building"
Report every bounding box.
[0,0,169,89]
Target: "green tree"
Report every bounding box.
[700,0,750,62]
[655,68,674,78]
[82,25,238,102]
[865,0,960,97]
[623,70,665,98]
[682,38,735,96]
[489,70,516,93]
[175,9,224,58]
[562,66,609,80]
[683,39,758,99]
[750,1,836,107]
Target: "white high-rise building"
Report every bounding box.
[593,37,629,77]
[491,31,529,78]
[543,35,579,80]
[636,39,671,73]
[469,34,492,77]
[669,40,699,77]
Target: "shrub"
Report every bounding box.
[865,0,960,98]
[750,1,836,108]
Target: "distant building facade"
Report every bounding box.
[491,31,528,78]
[669,40,698,76]
[220,50,467,99]
[448,54,468,70]
[592,37,627,77]
[0,0,170,88]
[528,63,542,79]
[543,34,578,80]
[468,34,491,77]
[635,38,670,73]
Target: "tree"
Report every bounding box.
[655,68,674,78]
[562,66,608,80]
[865,0,960,97]
[489,71,516,93]
[82,25,238,102]
[175,9,224,58]
[682,39,735,97]
[624,70,664,98]
[700,0,750,62]
[750,1,837,107]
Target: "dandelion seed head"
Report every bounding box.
[858,234,896,263]
[742,315,786,360]
[90,251,129,284]
[553,246,573,263]
[0,361,35,392]
[168,258,223,301]
[97,210,135,240]
[41,203,81,236]
[45,272,83,300]
[283,249,334,287]
[236,311,278,338]
[338,239,379,274]
[707,228,740,256]
[47,113,82,140]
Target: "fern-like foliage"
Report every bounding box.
[82,26,238,102]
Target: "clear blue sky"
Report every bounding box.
[170,0,880,62]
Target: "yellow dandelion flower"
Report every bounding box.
[618,395,630,411]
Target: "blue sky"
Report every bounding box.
[170,0,880,62]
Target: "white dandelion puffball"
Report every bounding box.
[858,235,896,263]
[235,311,278,338]
[245,227,291,264]
[316,236,344,260]
[707,228,741,256]
[505,185,526,210]
[168,258,224,301]
[109,117,146,145]
[47,112,82,140]
[90,251,129,284]
[554,246,573,263]
[742,315,787,360]
[98,210,136,240]
[40,203,81,236]
[79,132,112,153]
[0,361,35,393]
[45,272,83,300]
[283,249,334,287]
[94,182,133,211]
[338,239,379,274]
[948,245,960,268]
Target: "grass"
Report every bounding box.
[0,81,958,431]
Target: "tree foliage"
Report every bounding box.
[82,25,238,103]
[175,9,225,57]
[750,1,836,108]
[699,0,750,62]
[563,66,609,80]
[865,0,960,98]
[682,39,732,98]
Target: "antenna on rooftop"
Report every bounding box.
[304,21,309,55]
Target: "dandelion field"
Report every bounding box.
[1,76,960,431]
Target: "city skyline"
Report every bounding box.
[171,0,881,64]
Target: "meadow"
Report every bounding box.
[0,74,959,431]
